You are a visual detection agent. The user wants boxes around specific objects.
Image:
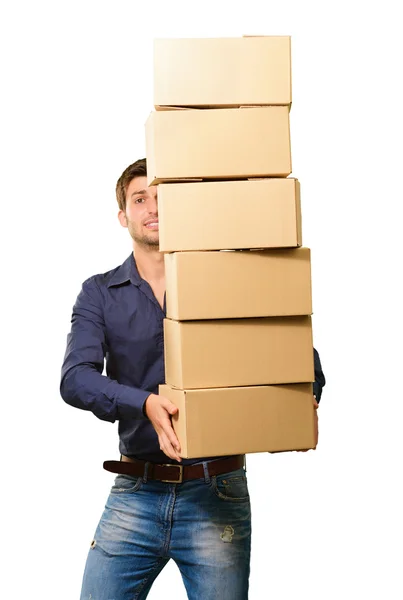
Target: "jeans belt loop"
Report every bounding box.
[202,461,211,484]
[142,461,150,484]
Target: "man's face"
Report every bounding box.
[118,176,159,247]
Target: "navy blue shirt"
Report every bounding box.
[60,253,326,464]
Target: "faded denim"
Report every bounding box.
[80,467,251,599]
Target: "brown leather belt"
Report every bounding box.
[103,454,245,484]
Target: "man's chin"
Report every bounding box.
[135,235,160,248]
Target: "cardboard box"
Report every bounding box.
[165,248,311,320]
[145,107,291,185]
[164,316,314,389]
[154,36,291,108]
[159,383,316,457]
[158,178,301,251]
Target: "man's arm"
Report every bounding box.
[313,347,326,403]
[60,277,151,422]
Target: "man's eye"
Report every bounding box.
[135,197,145,204]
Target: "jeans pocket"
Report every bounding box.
[110,474,143,494]
[211,469,250,502]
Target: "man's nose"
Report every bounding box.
[148,193,158,213]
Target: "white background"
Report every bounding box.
[1,0,402,598]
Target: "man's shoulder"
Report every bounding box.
[85,265,121,287]
[81,256,132,292]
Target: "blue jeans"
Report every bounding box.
[80,466,251,599]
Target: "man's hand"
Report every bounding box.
[144,393,182,462]
[313,396,319,448]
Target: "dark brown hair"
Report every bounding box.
[115,158,147,211]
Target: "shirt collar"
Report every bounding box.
[107,253,142,288]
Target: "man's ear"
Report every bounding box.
[118,210,128,228]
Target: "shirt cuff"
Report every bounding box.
[116,385,152,420]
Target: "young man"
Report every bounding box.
[60,158,326,600]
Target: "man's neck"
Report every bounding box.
[133,244,165,283]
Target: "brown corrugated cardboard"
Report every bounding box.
[158,178,301,252]
[164,248,312,320]
[145,107,291,185]
[159,383,316,457]
[154,36,291,108]
[164,316,314,389]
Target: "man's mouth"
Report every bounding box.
[144,220,159,230]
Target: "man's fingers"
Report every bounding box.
[166,403,178,416]
[163,422,181,455]
[159,431,181,461]
[146,394,181,458]
[158,431,174,459]
[166,421,181,452]
[159,395,178,415]
[159,412,181,452]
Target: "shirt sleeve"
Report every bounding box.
[60,277,151,422]
[313,347,326,403]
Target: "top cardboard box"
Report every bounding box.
[154,36,292,108]
[145,106,291,185]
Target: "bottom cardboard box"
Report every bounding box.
[159,383,316,458]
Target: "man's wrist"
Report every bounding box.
[142,393,154,417]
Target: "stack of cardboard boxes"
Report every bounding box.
[145,36,316,458]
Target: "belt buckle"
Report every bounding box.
[161,464,183,483]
